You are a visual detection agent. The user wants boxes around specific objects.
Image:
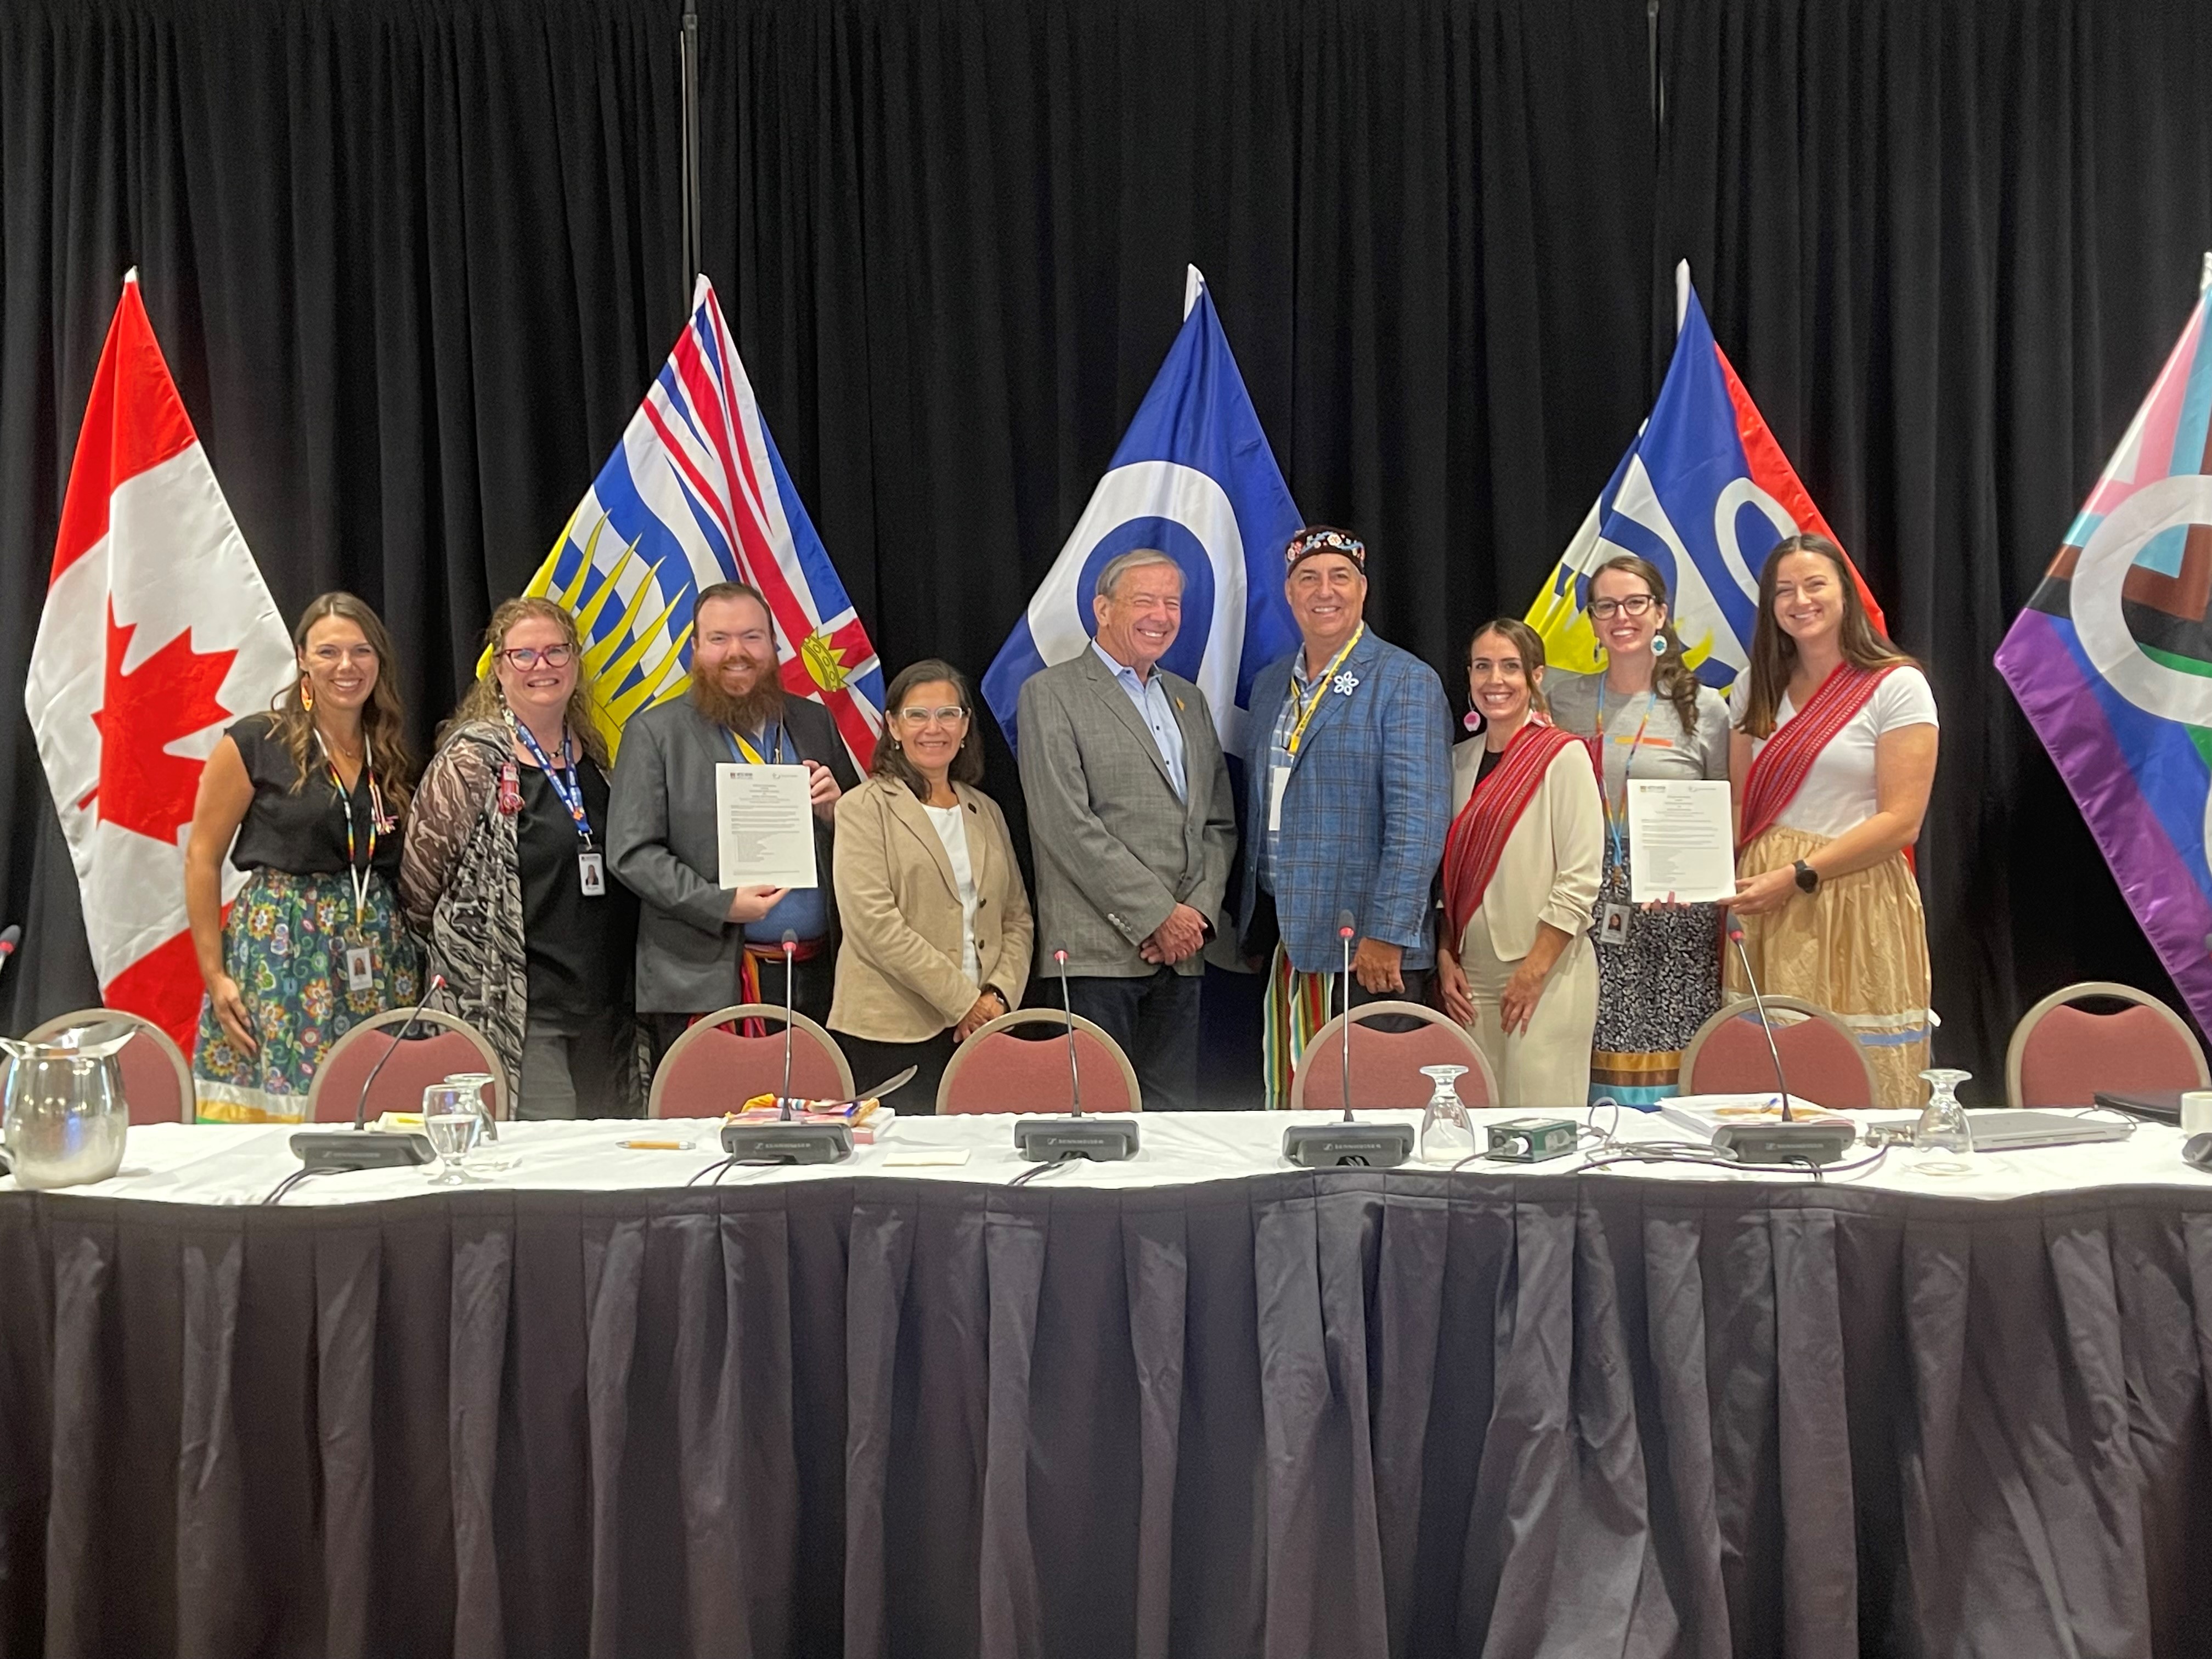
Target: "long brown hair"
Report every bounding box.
[1590,554,1703,735]
[444,596,610,768]
[1737,534,1916,738]
[872,659,984,799]
[269,592,416,811]
[1466,617,1552,720]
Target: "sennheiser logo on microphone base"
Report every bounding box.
[1013,1116,1141,1162]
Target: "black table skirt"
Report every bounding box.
[2,1171,2209,1659]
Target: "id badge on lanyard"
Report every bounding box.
[1268,760,1291,832]
[510,715,605,897]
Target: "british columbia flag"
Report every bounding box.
[1997,256,2212,1033]
[520,275,884,766]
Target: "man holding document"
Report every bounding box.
[608,582,857,1063]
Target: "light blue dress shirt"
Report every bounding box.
[1091,639,1188,800]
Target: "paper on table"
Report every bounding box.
[1625,779,1735,904]
[716,763,818,889]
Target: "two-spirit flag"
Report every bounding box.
[984,268,1301,757]
[520,275,884,768]
[1526,264,1884,687]
[26,273,295,1051]
[1997,256,2212,1032]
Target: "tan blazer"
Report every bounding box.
[829,776,1035,1042]
[1448,736,1604,962]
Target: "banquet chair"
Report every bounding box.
[307,1008,509,1123]
[1289,1000,1499,1111]
[1679,996,1876,1109]
[648,1005,853,1117]
[25,1007,194,1125]
[936,1010,1141,1115]
[2005,980,2209,1108]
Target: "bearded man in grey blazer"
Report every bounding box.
[1016,549,1236,1110]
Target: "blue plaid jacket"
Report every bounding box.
[1234,629,1451,973]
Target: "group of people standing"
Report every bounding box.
[180,524,1938,1121]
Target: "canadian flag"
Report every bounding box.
[25,273,294,1053]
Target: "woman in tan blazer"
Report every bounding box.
[1436,619,1604,1109]
[830,659,1034,1111]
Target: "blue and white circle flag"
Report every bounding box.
[984,269,1301,760]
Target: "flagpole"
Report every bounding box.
[679,0,703,303]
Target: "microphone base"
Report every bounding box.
[719,1121,855,1164]
[1711,1120,1858,1166]
[1013,1116,1141,1163]
[1283,1121,1414,1168]
[290,1130,436,1171]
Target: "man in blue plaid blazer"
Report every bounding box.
[1234,526,1451,1101]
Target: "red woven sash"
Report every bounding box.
[1736,663,1895,849]
[1442,723,1587,943]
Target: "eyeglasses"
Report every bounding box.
[499,645,575,670]
[897,706,968,726]
[1587,594,1657,621]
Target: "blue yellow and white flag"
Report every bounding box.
[520,275,884,764]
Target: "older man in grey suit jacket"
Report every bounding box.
[1017,549,1235,1110]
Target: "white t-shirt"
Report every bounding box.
[1729,665,1938,838]
[923,802,982,981]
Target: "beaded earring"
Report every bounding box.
[300,675,314,713]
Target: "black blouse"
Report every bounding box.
[514,758,635,1024]
[225,713,404,878]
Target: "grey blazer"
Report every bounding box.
[1016,648,1235,978]
[606,693,860,1013]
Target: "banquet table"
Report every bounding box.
[3,1103,2211,1659]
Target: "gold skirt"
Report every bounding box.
[1723,826,1933,1107]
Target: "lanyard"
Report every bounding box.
[1284,625,1364,757]
[1593,681,1652,871]
[724,723,786,766]
[315,730,382,927]
[508,714,592,847]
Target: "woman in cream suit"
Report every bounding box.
[830,660,1034,1112]
[1435,619,1605,1108]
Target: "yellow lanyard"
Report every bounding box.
[728,731,768,765]
[1285,625,1364,757]
[1593,683,1653,864]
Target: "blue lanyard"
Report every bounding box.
[723,723,787,766]
[1593,682,1651,874]
[509,716,592,847]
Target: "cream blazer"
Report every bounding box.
[829,776,1035,1042]
[1447,736,1605,963]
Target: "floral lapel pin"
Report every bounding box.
[1332,672,1361,696]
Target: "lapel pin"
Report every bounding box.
[1333,673,1361,696]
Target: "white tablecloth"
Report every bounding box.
[10,1098,2210,1206]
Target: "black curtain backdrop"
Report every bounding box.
[4,0,2211,1084]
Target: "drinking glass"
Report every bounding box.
[442,1071,512,1172]
[1911,1068,1974,1176]
[1417,1065,1476,1163]
[422,1083,481,1184]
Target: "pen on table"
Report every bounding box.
[617,1137,696,1151]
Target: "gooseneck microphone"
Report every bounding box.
[778,928,798,1119]
[1336,910,1356,1122]
[354,972,448,1131]
[1011,945,1138,1163]
[285,972,449,1182]
[1723,921,1793,1121]
[0,924,21,976]
[1282,909,1412,1167]
[1057,947,1082,1116]
[1709,916,1855,1166]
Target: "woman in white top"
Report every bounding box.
[829,661,1034,1112]
[1436,619,1606,1109]
[1544,555,1733,1107]
[1727,534,1939,1105]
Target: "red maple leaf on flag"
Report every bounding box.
[82,602,239,845]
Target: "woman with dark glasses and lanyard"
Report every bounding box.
[184,592,421,1122]
[402,596,642,1118]
[1543,555,1731,1107]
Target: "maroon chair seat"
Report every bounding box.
[937,1012,1140,1115]
[1289,1000,1498,1111]
[26,1008,194,1125]
[2006,980,2209,1107]
[1680,997,1876,1109]
[648,1005,854,1117]
[306,1009,507,1122]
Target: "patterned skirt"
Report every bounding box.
[1587,845,1725,1108]
[193,867,424,1123]
[1723,826,1933,1107]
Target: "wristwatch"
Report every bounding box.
[1792,859,1820,894]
